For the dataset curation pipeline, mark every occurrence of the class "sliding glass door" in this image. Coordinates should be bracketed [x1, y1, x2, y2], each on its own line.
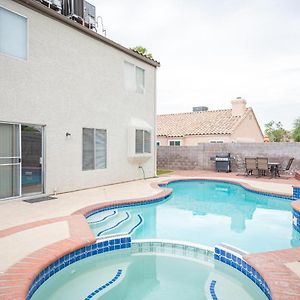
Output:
[0, 123, 21, 199]
[21, 125, 43, 195]
[0, 122, 44, 199]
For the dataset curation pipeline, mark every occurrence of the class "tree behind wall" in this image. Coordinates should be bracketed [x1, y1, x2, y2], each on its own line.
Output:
[264, 121, 290, 142]
[292, 118, 300, 142]
[131, 46, 153, 59]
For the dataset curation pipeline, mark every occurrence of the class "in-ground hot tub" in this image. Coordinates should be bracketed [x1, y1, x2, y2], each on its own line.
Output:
[29, 239, 268, 300]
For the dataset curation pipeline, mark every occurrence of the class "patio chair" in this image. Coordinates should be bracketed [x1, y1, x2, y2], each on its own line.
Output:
[245, 157, 257, 176]
[277, 158, 294, 177]
[257, 157, 269, 177]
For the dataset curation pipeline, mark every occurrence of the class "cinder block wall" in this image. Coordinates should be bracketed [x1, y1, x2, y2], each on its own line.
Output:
[157, 143, 300, 172]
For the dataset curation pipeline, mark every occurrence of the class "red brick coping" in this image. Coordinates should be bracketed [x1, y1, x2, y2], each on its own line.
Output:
[0, 215, 95, 300]
[0, 178, 298, 300]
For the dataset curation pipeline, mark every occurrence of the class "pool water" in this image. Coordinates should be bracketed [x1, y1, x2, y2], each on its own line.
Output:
[30, 248, 266, 300]
[89, 180, 300, 253]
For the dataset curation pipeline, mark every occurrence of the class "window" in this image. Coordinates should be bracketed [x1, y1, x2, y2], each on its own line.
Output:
[169, 140, 181, 146]
[82, 128, 107, 170]
[0, 7, 27, 60]
[135, 129, 151, 154]
[156, 141, 160, 146]
[124, 61, 145, 94]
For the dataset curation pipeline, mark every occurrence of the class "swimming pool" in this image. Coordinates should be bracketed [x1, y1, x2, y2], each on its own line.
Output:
[30, 240, 267, 300]
[88, 180, 300, 253]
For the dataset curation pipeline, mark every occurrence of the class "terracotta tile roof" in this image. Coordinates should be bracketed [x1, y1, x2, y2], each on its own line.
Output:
[157, 108, 251, 137]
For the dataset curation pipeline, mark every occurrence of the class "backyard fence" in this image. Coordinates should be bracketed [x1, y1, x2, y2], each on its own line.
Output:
[157, 143, 300, 173]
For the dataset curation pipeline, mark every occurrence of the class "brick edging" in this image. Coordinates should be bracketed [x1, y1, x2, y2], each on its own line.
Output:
[0, 215, 95, 300]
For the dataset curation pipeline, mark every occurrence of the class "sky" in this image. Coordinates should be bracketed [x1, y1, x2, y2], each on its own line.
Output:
[93, 0, 300, 131]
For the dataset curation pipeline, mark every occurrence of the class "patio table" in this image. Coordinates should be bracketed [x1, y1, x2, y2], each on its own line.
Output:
[268, 162, 280, 178]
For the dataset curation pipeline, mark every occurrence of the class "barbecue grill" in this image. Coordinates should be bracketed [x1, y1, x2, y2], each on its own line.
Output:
[215, 153, 232, 172]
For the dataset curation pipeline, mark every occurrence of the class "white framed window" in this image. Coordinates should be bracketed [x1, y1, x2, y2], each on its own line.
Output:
[135, 129, 151, 154]
[169, 140, 181, 146]
[0, 7, 27, 60]
[82, 128, 107, 170]
[124, 61, 145, 94]
[209, 140, 224, 144]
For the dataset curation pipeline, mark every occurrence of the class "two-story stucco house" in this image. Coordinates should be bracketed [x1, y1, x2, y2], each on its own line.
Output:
[157, 98, 264, 146]
[0, 0, 159, 200]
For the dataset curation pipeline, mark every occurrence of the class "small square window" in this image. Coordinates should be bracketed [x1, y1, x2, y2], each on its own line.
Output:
[0, 7, 27, 60]
[169, 140, 181, 146]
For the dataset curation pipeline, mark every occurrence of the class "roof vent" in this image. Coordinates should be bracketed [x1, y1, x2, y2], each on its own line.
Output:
[193, 106, 208, 112]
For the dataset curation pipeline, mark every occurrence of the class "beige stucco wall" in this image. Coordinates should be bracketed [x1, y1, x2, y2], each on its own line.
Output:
[0, 0, 157, 195]
[232, 111, 264, 143]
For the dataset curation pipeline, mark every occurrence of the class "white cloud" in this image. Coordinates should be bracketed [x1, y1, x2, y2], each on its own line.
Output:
[93, 0, 300, 130]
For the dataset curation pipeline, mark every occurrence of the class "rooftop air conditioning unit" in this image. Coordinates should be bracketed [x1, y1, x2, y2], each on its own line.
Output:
[63, 0, 84, 22]
[84, 1, 96, 29]
[37, 0, 62, 12]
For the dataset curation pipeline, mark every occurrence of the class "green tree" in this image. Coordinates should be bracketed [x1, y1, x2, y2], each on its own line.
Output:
[292, 117, 300, 142]
[131, 46, 153, 59]
[264, 121, 290, 142]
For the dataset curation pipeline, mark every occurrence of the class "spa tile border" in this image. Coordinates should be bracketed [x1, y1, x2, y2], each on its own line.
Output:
[27, 236, 131, 300]
[214, 245, 271, 299]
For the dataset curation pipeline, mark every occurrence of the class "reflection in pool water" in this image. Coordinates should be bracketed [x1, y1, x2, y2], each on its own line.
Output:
[89, 180, 300, 253]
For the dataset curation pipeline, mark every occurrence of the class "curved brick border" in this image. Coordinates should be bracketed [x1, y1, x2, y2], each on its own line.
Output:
[0, 177, 298, 300]
[0, 215, 95, 300]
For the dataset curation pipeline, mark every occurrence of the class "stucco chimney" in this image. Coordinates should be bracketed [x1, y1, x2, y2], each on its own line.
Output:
[231, 97, 247, 117]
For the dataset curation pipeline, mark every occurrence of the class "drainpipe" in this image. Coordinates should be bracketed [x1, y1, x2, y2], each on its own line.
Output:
[139, 165, 146, 180]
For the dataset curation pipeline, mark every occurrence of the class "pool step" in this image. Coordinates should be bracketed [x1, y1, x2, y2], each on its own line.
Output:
[95, 212, 144, 237]
[97, 212, 130, 237]
[88, 210, 117, 224]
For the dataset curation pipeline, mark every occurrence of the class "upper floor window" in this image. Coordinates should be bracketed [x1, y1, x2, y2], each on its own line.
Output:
[124, 61, 145, 94]
[169, 140, 181, 146]
[82, 128, 107, 170]
[0, 7, 27, 60]
[135, 129, 151, 154]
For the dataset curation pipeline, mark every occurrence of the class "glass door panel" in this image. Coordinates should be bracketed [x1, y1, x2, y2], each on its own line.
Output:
[0, 123, 21, 199]
[21, 125, 43, 195]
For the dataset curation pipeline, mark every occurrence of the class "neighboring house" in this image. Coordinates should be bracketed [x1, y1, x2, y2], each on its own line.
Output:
[157, 98, 264, 146]
[0, 0, 159, 200]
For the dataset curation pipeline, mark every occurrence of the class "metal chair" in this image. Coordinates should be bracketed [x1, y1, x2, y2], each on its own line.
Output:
[245, 157, 257, 176]
[257, 157, 269, 177]
[277, 158, 294, 177]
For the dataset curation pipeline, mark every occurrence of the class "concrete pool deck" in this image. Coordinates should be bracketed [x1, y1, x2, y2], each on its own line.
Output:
[0, 171, 300, 299]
